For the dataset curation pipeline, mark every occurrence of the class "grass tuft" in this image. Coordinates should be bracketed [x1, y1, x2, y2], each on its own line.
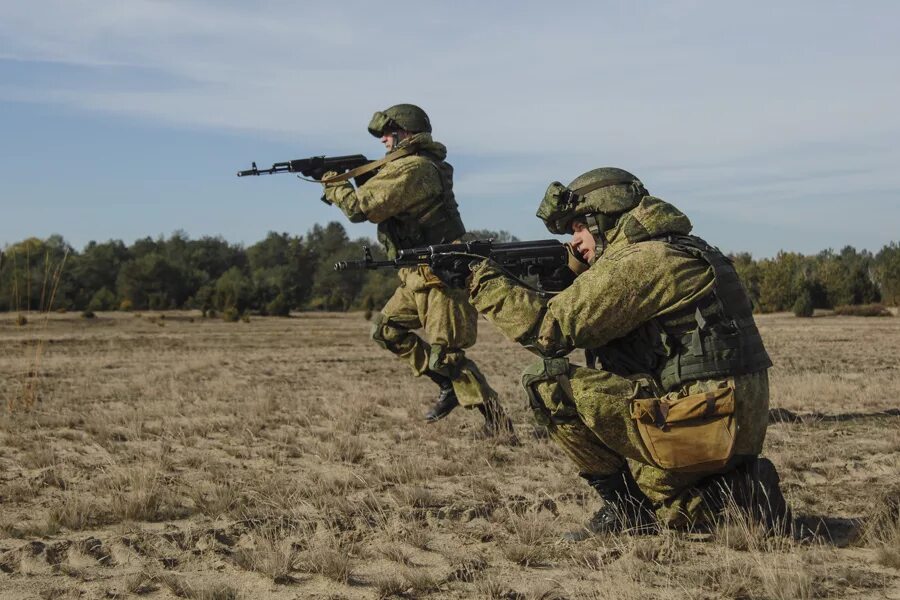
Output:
[833, 303, 893, 317]
[295, 528, 355, 583]
[232, 528, 298, 582]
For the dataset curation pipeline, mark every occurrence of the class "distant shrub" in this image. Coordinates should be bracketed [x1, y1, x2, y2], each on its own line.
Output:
[241, 313, 251, 323]
[207, 309, 217, 319]
[222, 307, 240, 322]
[792, 289, 814, 318]
[265, 294, 290, 317]
[81, 310, 96, 319]
[88, 287, 117, 311]
[119, 299, 133, 311]
[15, 314, 27, 326]
[833, 303, 893, 317]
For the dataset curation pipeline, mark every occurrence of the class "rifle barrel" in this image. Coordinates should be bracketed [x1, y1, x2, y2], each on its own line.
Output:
[333, 259, 396, 271]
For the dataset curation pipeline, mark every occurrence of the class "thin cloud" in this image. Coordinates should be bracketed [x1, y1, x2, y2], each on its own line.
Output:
[1, 0, 898, 255]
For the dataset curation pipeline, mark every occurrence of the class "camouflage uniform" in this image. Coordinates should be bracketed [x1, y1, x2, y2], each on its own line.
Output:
[467, 173, 776, 529]
[322, 123, 499, 412]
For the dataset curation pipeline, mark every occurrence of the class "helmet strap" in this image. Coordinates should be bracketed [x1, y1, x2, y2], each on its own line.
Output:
[584, 213, 609, 259]
[584, 213, 603, 238]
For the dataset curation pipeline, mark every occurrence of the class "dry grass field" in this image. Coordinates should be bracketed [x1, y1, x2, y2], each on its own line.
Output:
[1, 310, 898, 599]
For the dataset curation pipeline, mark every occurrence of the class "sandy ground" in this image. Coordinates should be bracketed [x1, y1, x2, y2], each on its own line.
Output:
[0, 310, 898, 599]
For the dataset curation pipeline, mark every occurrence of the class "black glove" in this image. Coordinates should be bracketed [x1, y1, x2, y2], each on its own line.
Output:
[430, 254, 476, 289]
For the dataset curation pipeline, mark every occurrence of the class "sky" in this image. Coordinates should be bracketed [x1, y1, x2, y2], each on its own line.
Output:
[1, 0, 898, 258]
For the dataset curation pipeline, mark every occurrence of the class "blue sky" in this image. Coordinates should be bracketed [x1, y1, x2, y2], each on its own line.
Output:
[1, 0, 898, 257]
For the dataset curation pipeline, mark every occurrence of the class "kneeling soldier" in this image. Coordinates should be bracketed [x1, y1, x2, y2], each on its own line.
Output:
[433, 167, 788, 536]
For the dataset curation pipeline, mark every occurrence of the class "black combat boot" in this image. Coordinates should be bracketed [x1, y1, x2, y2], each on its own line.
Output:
[700, 456, 791, 534]
[477, 398, 517, 441]
[424, 374, 459, 422]
[564, 470, 658, 541]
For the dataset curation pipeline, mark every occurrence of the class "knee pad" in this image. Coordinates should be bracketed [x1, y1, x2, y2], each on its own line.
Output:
[371, 313, 406, 352]
[370, 313, 391, 350]
[521, 357, 577, 425]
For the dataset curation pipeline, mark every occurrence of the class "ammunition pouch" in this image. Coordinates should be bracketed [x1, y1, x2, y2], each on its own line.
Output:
[630, 383, 737, 472]
[378, 203, 466, 260]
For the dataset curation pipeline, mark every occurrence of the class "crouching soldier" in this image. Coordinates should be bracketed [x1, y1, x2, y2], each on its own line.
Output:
[432, 167, 788, 536]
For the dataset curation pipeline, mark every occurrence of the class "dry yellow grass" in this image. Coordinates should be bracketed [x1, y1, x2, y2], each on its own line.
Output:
[0, 310, 898, 598]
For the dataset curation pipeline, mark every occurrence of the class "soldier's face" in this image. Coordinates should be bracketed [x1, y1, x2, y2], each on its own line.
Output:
[380, 130, 411, 151]
[570, 220, 597, 263]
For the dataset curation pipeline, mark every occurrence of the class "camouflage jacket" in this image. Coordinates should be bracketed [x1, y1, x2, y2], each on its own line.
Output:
[322, 132, 465, 258]
[469, 196, 716, 358]
[471, 195, 771, 392]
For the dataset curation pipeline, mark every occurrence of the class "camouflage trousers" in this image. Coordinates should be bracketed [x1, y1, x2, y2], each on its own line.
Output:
[372, 266, 498, 408]
[523, 360, 770, 528]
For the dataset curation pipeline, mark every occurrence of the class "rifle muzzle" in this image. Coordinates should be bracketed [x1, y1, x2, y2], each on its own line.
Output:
[237, 162, 260, 177]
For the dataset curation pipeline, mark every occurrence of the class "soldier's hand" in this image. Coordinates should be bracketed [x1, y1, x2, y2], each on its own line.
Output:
[565, 242, 590, 275]
[319, 171, 340, 205]
[430, 254, 476, 289]
[318, 170, 341, 184]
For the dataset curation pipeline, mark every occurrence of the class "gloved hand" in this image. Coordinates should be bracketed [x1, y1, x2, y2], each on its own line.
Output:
[565, 242, 590, 275]
[319, 171, 341, 205]
[430, 254, 477, 289]
[319, 170, 340, 184]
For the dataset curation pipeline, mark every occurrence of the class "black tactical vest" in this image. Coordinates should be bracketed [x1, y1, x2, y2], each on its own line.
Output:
[586, 235, 772, 392]
[376, 151, 466, 259]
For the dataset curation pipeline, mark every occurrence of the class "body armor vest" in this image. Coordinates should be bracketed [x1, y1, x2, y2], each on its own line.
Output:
[377, 151, 466, 259]
[587, 235, 771, 392]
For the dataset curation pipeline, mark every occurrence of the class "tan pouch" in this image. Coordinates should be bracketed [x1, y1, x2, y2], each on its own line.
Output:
[630, 385, 737, 472]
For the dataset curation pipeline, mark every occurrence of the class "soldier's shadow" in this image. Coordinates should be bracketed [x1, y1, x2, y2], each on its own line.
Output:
[793, 514, 864, 547]
[769, 407, 900, 424]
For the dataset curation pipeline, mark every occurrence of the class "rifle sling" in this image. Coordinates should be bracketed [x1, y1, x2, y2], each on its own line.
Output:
[320, 147, 415, 184]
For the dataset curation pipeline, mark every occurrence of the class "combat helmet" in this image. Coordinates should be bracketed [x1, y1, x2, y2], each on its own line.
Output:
[368, 104, 432, 137]
[536, 167, 648, 235]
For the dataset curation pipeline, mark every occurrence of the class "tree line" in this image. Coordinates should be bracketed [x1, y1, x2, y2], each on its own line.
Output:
[1, 225, 898, 316]
[731, 244, 900, 313]
[0, 224, 516, 316]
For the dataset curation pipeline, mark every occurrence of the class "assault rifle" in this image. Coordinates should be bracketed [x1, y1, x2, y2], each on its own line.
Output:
[334, 239, 575, 293]
[236, 154, 369, 179]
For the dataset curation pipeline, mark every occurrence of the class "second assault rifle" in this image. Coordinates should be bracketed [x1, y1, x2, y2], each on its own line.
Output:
[334, 239, 575, 294]
[236, 154, 369, 179]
